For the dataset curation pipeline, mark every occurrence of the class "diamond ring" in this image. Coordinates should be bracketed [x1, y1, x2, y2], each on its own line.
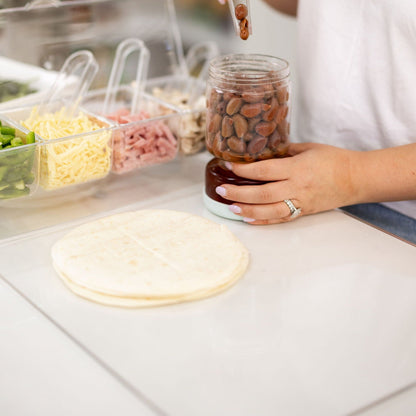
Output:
[284, 199, 302, 219]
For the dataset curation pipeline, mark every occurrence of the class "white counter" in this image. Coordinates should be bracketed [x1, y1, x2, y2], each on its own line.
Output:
[1, 153, 415, 416]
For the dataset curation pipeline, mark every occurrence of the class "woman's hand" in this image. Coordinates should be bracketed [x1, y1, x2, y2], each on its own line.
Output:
[215, 142, 361, 224]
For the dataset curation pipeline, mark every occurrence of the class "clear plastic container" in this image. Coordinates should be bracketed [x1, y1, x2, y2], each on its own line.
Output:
[83, 86, 180, 174]
[2, 101, 113, 191]
[146, 41, 219, 156]
[206, 53, 291, 163]
[146, 75, 206, 156]
[0, 116, 39, 201]
[0, 0, 197, 240]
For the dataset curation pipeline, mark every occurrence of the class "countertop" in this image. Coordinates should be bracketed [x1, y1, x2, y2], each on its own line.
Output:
[1, 152, 416, 416]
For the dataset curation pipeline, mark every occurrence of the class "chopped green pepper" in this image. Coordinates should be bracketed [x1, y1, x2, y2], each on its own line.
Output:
[0, 134, 13, 146]
[26, 131, 35, 144]
[1, 126, 15, 136]
[11, 137, 23, 147]
[0, 126, 36, 200]
[0, 187, 30, 199]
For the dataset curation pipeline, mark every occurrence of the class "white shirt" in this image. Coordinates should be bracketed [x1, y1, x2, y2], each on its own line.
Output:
[296, 0, 416, 218]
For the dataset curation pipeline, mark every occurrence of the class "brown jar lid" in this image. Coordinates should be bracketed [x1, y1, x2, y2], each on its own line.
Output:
[205, 158, 268, 204]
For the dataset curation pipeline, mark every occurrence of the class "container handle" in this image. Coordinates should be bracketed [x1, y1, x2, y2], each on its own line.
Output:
[40, 49, 98, 117]
[102, 38, 150, 116]
[185, 41, 219, 107]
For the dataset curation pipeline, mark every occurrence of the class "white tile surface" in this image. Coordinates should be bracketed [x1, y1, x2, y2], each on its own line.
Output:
[352, 383, 416, 416]
[1, 188, 416, 415]
[0, 279, 161, 416]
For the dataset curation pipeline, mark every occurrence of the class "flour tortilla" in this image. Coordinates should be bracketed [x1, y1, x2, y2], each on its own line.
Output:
[55, 261, 244, 308]
[52, 209, 249, 303]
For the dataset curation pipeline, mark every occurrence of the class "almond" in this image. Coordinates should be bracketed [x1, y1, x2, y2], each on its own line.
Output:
[275, 105, 289, 124]
[262, 97, 278, 122]
[216, 101, 226, 115]
[208, 88, 222, 108]
[242, 89, 263, 103]
[268, 130, 281, 150]
[277, 119, 289, 136]
[247, 135, 268, 154]
[223, 92, 235, 101]
[240, 102, 262, 118]
[247, 116, 261, 132]
[213, 131, 226, 153]
[221, 116, 234, 138]
[232, 114, 248, 138]
[262, 102, 271, 112]
[277, 86, 289, 105]
[235, 4, 248, 20]
[226, 97, 243, 115]
[227, 136, 246, 154]
[208, 113, 222, 133]
[255, 121, 277, 137]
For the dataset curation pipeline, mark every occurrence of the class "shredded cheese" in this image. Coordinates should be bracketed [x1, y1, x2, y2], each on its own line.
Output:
[22, 107, 112, 190]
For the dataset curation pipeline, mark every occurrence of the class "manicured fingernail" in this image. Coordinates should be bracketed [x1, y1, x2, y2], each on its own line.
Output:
[229, 205, 241, 214]
[224, 161, 232, 170]
[215, 186, 226, 197]
[243, 217, 255, 223]
[218, 0, 225, 4]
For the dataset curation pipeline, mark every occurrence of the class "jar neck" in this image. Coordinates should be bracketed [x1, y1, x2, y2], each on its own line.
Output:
[208, 53, 290, 88]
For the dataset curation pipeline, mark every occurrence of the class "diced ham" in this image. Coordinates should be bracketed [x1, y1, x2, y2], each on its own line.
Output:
[107, 108, 178, 173]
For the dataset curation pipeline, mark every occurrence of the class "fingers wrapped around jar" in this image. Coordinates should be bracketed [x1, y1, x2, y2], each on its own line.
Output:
[213, 158, 302, 225]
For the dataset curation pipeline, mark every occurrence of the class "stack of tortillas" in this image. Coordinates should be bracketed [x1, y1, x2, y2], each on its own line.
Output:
[52, 209, 249, 307]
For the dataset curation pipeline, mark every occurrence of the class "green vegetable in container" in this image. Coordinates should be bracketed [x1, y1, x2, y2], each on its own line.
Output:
[0, 129, 37, 200]
[0, 134, 13, 146]
[0, 80, 36, 103]
[26, 131, 35, 144]
[1, 126, 15, 136]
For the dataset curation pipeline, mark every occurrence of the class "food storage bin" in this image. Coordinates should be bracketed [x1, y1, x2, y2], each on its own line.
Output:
[0, 0, 195, 241]
[0, 116, 39, 201]
[206, 53, 291, 163]
[146, 75, 206, 156]
[83, 86, 181, 174]
[1, 101, 113, 191]
[146, 41, 219, 156]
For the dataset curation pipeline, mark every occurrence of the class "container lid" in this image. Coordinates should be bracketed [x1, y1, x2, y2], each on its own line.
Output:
[205, 157, 268, 204]
[0, 0, 187, 87]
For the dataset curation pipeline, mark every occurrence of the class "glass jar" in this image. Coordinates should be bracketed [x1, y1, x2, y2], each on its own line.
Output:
[206, 54, 291, 163]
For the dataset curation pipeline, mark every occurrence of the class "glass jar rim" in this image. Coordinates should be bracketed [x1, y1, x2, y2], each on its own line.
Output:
[208, 53, 290, 86]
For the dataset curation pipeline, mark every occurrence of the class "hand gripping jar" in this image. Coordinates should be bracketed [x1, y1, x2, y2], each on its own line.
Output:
[205, 54, 291, 162]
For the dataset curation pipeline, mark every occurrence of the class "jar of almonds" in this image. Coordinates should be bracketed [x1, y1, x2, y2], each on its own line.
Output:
[206, 54, 291, 163]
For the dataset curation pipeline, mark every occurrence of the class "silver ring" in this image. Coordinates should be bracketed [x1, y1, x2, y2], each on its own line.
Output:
[284, 199, 302, 218]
